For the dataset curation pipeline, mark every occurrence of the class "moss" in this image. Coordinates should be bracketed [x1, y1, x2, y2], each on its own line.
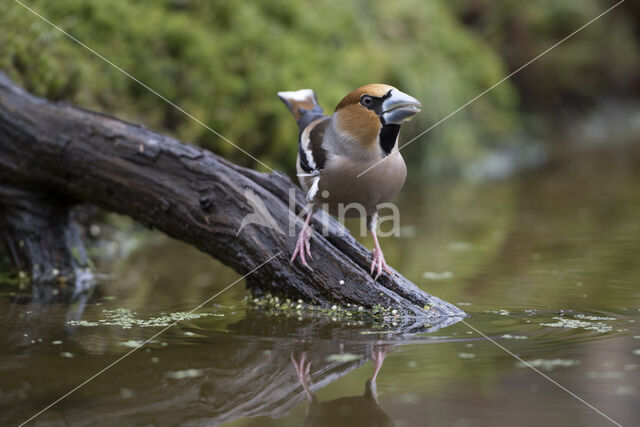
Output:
[5, 1, 635, 176]
[1, 0, 518, 174]
[0, 268, 31, 293]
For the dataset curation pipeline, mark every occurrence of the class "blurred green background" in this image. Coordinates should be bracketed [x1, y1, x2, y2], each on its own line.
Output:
[2, 3, 640, 425]
[2, 0, 638, 176]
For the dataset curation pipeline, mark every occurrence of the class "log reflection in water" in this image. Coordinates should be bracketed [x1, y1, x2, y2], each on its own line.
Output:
[1, 306, 459, 426]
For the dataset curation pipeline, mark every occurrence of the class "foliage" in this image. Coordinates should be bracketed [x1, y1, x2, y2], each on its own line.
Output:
[2, 1, 637, 175]
[1, 0, 517, 174]
[452, 0, 640, 108]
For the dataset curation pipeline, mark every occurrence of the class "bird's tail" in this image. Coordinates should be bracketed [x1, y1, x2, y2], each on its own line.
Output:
[277, 89, 320, 122]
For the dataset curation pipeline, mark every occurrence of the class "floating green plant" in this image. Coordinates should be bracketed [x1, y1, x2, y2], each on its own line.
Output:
[247, 293, 405, 326]
[67, 307, 224, 329]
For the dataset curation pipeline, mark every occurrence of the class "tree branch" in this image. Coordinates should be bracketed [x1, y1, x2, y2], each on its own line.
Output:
[0, 72, 464, 318]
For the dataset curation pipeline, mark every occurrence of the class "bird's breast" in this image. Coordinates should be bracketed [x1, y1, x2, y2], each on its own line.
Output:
[316, 152, 406, 217]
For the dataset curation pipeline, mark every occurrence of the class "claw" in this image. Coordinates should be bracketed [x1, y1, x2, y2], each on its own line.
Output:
[370, 247, 392, 280]
[291, 352, 314, 400]
[369, 223, 395, 281]
[370, 345, 389, 381]
[305, 234, 312, 260]
[291, 213, 314, 270]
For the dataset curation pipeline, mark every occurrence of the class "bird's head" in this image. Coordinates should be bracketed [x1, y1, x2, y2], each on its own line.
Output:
[334, 84, 421, 153]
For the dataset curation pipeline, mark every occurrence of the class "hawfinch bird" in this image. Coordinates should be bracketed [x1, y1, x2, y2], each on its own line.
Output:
[278, 84, 421, 279]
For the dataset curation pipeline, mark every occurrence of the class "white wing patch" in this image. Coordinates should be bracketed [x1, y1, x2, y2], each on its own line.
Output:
[306, 175, 321, 203]
[277, 89, 315, 103]
[299, 123, 317, 171]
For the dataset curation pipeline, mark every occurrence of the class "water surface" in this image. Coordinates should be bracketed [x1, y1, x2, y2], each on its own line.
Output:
[1, 145, 639, 426]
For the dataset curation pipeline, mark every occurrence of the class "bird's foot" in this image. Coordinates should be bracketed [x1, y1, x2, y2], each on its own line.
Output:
[371, 345, 389, 381]
[291, 352, 313, 398]
[290, 223, 313, 270]
[370, 247, 393, 280]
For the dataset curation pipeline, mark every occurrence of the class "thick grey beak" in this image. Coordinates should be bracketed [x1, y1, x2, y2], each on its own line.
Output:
[381, 89, 421, 125]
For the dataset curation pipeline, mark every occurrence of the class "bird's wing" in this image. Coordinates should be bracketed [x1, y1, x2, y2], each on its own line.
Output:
[298, 116, 330, 174]
[297, 116, 330, 203]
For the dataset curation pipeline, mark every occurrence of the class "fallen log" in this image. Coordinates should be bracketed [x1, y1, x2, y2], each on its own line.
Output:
[0, 185, 94, 300]
[0, 72, 464, 318]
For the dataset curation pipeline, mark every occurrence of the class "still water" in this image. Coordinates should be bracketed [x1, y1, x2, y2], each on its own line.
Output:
[1, 145, 639, 426]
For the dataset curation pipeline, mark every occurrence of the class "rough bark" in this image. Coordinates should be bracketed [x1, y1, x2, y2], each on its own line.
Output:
[0, 72, 464, 318]
[0, 185, 94, 300]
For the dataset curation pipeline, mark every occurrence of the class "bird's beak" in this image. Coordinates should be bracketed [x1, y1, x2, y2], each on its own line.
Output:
[381, 89, 421, 125]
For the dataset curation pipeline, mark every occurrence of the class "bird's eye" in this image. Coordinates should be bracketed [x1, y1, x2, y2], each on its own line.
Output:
[361, 95, 373, 107]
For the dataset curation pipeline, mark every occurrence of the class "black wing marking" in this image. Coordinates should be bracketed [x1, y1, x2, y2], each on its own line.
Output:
[298, 116, 330, 174]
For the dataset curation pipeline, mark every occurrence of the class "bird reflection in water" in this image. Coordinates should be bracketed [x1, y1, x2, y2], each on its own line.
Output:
[291, 346, 395, 427]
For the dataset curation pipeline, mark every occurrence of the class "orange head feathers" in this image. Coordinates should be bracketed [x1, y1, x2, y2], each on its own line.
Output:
[334, 84, 421, 150]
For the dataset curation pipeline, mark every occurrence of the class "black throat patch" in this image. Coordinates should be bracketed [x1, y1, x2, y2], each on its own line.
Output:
[379, 124, 400, 156]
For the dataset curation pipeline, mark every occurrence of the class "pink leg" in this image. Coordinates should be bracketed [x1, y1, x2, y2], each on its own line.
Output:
[370, 346, 388, 382]
[291, 352, 314, 401]
[370, 231, 393, 280]
[290, 210, 314, 270]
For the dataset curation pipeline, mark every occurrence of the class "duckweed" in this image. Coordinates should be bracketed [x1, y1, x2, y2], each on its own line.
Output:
[326, 353, 362, 363]
[573, 314, 616, 321]
[67, 308, 224, 329]
[247, 293, 404, 325]
[166, 369, 204, 379]
[541, 316, 614, 333]
[518, 359, 581, 371]
[501, 334, 528, 340]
